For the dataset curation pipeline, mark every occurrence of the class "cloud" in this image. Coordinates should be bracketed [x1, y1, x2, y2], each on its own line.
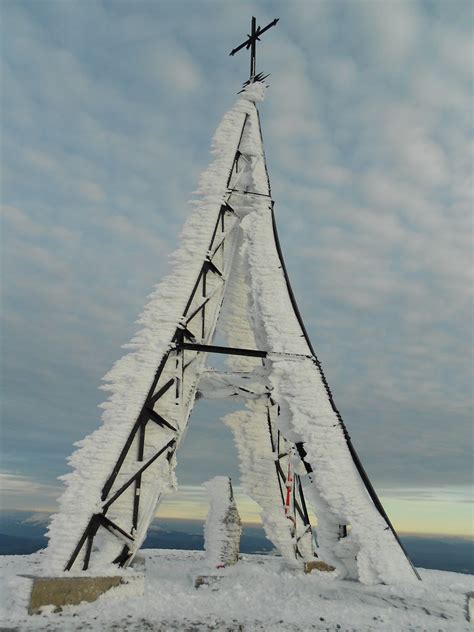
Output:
[23, 511, 53, 525]
[157, 484, 263, 522]
[380, 485, 473, 504]
[357, 1, 421, 66]
[25, 148, 58, 170]
[78, 180, 106, 203]
[146, 42, 203, 94]
[0, 471, 60, 511]
[105, 214, 169, 252]
[2, 204, 75, 242]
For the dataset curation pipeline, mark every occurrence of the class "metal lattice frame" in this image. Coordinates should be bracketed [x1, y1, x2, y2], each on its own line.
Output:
[266, 398, 315, 559]
[65, 197, 239, 570]
[63, 82, 419, 580]
[64, 112, 318, 571]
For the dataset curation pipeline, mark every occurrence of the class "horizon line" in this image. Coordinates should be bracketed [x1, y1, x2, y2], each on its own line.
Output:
[3, 507, 472, 540]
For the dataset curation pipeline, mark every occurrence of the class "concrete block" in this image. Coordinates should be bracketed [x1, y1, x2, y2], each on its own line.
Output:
[27, 574, 142, 614]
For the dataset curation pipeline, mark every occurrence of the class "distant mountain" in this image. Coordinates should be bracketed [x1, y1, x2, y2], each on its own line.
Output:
[401, 534, 474, 575]
[0, 533, 47, 555]
[0, 510, 48, 554]
[142, 522, 274, 554]
[0, 510, 472, 575]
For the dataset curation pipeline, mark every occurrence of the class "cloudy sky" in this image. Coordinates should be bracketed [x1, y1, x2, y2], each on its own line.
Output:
[1, 0, 472, 537]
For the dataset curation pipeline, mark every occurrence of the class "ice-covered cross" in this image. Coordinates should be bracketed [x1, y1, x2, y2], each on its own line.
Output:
[229, 16, 279, 81]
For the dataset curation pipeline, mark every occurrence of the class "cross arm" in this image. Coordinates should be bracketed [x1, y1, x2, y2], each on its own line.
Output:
[229, 18, 279, 56]
[255, 17, 279, 39]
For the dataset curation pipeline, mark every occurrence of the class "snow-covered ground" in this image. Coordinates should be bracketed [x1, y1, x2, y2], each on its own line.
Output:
[1, 549, 472, 631]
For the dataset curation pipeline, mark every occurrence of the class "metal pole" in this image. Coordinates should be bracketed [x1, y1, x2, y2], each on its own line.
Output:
[250, 16, 256, 79]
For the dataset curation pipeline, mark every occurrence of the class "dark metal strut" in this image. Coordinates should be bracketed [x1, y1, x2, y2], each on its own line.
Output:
[230, 16, 279, 80]
[181, 342, 267, 358]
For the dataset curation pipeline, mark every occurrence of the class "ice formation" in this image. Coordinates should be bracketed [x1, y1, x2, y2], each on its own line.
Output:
[45, 79, 419, 585]
[203, 477, 241, 568]
[44, 84, 257, 574]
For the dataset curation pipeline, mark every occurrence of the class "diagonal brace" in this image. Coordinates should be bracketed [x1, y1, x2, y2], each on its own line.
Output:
[103, 439, 176, 511]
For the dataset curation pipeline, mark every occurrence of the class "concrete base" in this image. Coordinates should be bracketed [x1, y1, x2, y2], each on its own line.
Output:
[304, 560, 336, 574]
[27, 574, 143, 614]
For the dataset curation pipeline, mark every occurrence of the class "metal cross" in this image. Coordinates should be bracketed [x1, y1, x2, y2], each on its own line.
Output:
[230, 16, 279, 81]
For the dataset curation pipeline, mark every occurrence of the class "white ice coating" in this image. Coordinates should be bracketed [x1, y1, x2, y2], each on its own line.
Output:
[236, 206, 418, 583]
[219, 85, 417, 584]
[219, 231, 314, 565]
[45, 77, 417, 585]
[224, 403, 301, 565]
[203, 476, 241, 568]
[44, 84, 264, 574]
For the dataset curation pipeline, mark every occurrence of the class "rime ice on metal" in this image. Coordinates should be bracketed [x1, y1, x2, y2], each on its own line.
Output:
[203, 477, 241, 568]
[45, 21, 420, 585]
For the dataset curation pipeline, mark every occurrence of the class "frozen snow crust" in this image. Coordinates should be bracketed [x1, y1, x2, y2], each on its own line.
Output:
[46, 78, 418, 585]
[1, 551, 473, 631]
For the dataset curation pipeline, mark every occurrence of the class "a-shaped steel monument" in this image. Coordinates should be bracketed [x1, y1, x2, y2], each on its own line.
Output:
[45, 18, 420, 585]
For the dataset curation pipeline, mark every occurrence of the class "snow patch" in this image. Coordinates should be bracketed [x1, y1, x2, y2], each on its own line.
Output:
[0, 551, 472, 631]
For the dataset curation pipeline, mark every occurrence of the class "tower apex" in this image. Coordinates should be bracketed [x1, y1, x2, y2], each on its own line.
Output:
[229, 16, 279, 81]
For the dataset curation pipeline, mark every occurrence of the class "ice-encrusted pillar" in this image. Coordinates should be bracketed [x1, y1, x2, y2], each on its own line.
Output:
[203, 477, 242, 568]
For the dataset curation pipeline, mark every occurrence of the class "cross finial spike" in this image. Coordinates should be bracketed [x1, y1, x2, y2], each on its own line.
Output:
[229, 16, 279, 82]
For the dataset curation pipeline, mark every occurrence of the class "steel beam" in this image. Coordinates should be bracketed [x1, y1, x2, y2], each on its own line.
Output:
[181, 342, 267, 358]
[103, 439, 176, 511]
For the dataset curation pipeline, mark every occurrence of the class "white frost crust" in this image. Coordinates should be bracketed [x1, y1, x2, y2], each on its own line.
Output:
[44, 84, 261, 574]
[203, 476, 241, 568]
[240, 81, 267, 103]
[219, 231, 261, 373]
[44, 76, 414, 586]
[240, 208, 418, 585]
[210, 94, 302, 566]
[224, 402, 299, 566]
